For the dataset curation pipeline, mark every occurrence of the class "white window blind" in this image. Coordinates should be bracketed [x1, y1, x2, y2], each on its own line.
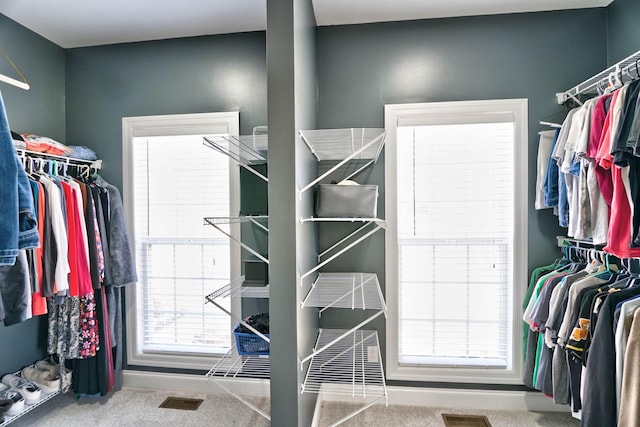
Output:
[396, 122, 515, 368]
[132, 134, 232, 356]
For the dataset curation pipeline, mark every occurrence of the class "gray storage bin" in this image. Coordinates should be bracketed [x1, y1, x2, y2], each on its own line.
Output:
[315, 184, 378, 218]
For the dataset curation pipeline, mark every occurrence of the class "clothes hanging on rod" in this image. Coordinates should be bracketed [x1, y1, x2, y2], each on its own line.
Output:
[0, 92, 136, 396]
[537, 78, 640, 256]
[523, 242, 640, 426]
[556, 49, 640, 104]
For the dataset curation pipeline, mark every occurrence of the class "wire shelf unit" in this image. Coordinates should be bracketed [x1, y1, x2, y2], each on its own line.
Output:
[1, 387, 62, 426]
[556, 48, 640, 104]
[204, 216, 269, 264]
[206, 345, 271, 421]
[300, 220, 386, 280]
[207, 345, 270, 380]
[205, 276, 270, 302]
[301, 328, 387, 426]
[302, 273, 387, 314]
[298, 128, 386, 194]
[203, 135, 268, 182]
[205, 276, 270, 343]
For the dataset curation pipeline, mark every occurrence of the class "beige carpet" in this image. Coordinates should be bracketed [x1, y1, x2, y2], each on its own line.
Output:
[318, 402, 580, 427]
[8, 388, 270, 427]
[6, 387, 579, 427]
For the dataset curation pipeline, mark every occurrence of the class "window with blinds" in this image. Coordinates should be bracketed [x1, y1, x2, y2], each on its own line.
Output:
[385, 100, 527, 383]
[397, 123, 513, 367]
[132, 134, 232, 356]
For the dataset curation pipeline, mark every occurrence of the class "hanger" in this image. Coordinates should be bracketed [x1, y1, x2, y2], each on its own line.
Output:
[539, 121, 562, 129]
[0, 48, 30, 91]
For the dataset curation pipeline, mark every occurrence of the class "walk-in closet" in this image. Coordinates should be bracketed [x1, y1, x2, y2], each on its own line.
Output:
[0, 0, 639, 426]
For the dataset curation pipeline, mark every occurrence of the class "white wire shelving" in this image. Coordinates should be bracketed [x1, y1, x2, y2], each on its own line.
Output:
[205, 345, 271, 421]
[301, 328, 387, 427]
[1, 387, 62, 426]
[300, 273, 387, 372]
[298, 128, 386, 195]
[299, 219, 386, 280]
[203, 134, 268, 182]
[205, 276, 270, 343]
[302, 273, 386, 314]
[204, 216, 269, 265]
[556, 48, 640, 105]
[204, 278, 271, 421]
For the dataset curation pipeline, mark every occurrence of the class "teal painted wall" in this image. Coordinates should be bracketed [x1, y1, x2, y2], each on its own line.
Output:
[606, 0, 640, 64]
[65, 33, 267, 191]
[315, 8, 608, 388]
[0, 14, 65, 374]
[1, 0, 636, 402]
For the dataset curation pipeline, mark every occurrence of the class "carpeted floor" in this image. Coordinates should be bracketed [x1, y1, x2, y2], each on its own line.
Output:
[4, 387, 579, 427]
[318, 402, 580, 427]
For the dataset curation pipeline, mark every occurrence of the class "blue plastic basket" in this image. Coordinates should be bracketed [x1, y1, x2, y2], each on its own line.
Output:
[233, 324, 270, 355]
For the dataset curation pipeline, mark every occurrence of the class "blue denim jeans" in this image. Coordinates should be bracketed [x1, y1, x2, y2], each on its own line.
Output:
[0, 91, 38, 266]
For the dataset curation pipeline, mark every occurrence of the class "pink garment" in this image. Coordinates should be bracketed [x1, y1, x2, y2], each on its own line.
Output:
[588, 94, 613, 159]
[604, 165, 640, 258]
[595, 89, 621, 208]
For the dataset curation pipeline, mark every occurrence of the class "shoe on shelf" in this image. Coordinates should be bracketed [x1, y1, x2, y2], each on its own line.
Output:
[1, 374, 41, 405]
[0, 397, 12, 418]
[0, 387, 25, 417]
[34, 358, 72, 384]
[20, 366, 60, 394]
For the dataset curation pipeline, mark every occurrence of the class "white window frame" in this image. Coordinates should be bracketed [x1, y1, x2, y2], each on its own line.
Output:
[384, 100, 528, 384]
[123, 112, 240, 370]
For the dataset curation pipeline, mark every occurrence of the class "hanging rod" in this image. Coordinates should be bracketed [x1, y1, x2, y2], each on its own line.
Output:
[556, 49, 640, 104]
[16, 148, 102, 168]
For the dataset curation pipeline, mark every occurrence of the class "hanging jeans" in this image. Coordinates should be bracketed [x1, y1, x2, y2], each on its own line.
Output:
[0, 90, 39, 266]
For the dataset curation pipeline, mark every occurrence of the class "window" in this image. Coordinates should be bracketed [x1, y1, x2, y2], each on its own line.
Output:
[123, 112, 240, 370]
[385, 100, 527, 384]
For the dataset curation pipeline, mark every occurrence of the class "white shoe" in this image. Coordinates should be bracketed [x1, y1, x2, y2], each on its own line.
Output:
[35, 358, 72, 384]
[0, 387, 25, 416]
[20, 366, 60, 394]
[1, 374, 41, 405]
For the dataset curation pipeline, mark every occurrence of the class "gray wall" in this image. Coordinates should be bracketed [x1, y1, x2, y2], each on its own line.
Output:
[0, 15, 65, 374]
[267, 0, 319, 423]
[65, 33, 267, 191]
[606, 0, 640, 65]
[315, 8, 608, 386]
[0, 0, 633, 404]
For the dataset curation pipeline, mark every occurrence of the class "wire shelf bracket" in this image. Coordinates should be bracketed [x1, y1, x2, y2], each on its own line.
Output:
[204, 216, 269, 265]
[205, 277, 270, 343]
[206, 345, 271, 421]
[556, 49, 640, 104]
[298, 128, 386, 195]
[301, 329, 387, 426]
[300, 220, 386, 280]
[203, 135, 268, 183]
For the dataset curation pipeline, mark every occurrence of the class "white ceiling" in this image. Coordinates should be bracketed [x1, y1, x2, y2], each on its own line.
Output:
[0, 0, 613, 49]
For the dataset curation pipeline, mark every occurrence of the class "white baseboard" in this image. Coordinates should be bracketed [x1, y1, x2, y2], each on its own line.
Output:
[123, 371, 568, 415]
[122, 370, 270, 398]
[319, 385, 570, 413]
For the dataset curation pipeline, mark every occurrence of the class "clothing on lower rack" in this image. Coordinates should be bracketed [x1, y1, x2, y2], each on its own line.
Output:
[523, 244, 640, 426]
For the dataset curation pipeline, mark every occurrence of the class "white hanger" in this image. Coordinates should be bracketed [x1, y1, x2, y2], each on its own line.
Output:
[539, 121, 562, 129]
[0, 48, 30, 90]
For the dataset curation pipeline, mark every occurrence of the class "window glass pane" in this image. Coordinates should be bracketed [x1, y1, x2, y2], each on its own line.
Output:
[397, 121, 514, 369]
[133, 134, 231, 356]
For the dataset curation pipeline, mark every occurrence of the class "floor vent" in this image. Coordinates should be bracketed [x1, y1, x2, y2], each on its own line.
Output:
[442, 413, 492, 427]
[159, 397, 204, 411]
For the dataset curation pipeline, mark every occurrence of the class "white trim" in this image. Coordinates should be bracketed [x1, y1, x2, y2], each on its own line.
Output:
[384, 99, 528, 384]
[122, 370, 270, 397]
[318, 385, 569, 413]
[122, 371, 568, 415]
[122, 112, 240, 370]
